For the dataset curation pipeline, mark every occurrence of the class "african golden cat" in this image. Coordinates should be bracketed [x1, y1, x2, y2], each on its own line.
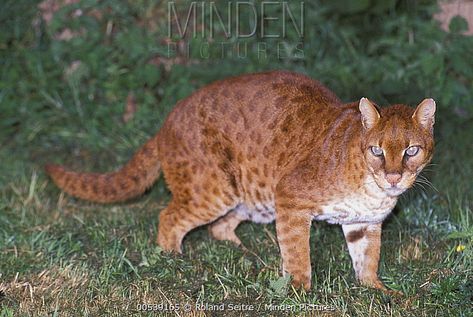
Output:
[46, 71, 435, 292]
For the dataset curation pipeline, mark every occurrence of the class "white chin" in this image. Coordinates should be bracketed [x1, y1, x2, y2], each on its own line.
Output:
[385, 187, 405, 196]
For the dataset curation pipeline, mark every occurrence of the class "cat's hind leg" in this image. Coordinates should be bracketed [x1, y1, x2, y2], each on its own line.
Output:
[156, 132, 241, 253]
[156, 163, 240, 253]
[157, 188, 241, 253]
[157, 197, 237, 253]
[208, 207, 248, 245]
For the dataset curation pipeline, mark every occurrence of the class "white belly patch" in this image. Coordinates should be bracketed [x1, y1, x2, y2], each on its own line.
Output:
[234, 202, 276, 224]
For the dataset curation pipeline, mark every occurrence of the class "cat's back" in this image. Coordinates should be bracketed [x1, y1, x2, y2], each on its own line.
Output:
[169, 71, 340, 119]
[159, 71, 344, 148]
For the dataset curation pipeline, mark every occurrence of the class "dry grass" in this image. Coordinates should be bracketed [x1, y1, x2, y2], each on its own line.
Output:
[1, 265, 90, 315]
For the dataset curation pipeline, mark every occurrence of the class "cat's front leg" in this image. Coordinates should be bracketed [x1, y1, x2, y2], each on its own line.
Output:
[342, 222, 387, 291]
[275, 210, 313, 290]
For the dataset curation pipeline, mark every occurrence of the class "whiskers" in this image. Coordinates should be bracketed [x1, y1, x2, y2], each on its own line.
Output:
[356, 169, 438, 198]
[409, 162, 438, 196]
[420, 162, 438, 173]
[413, 173, 438, 194]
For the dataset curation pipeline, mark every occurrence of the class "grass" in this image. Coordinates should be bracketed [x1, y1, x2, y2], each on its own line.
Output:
[1, 0, 472, 316]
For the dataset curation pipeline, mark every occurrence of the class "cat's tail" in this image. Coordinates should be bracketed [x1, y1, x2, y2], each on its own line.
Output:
[45, 135, 161, 203]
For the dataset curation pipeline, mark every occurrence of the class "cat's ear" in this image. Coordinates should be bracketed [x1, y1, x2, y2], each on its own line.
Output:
[413, 98, 436, 129]
[359, 97, 380, 130]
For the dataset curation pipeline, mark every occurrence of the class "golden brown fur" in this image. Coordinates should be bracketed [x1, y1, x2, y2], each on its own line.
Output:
[46, 71, 435, 292]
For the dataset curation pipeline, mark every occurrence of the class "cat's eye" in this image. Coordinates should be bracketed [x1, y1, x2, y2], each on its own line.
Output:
[370, 146, 383, 156]
[405, 146, 420, 156]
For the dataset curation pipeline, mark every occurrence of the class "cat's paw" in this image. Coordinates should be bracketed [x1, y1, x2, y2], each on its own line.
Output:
[291, 277, 311, 291]
[360, 278, 404, 296]
[383, 288, 404, 296]
[156, 236, 182, 254]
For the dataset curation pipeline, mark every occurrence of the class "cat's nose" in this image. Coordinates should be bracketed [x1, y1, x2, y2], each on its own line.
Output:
[385, 173, 402, 186]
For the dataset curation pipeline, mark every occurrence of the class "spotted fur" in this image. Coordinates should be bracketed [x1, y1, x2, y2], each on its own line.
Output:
[45, 71, 435, 292]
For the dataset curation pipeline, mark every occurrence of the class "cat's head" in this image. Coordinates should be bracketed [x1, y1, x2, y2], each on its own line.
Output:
[359, 98, 435, 197]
